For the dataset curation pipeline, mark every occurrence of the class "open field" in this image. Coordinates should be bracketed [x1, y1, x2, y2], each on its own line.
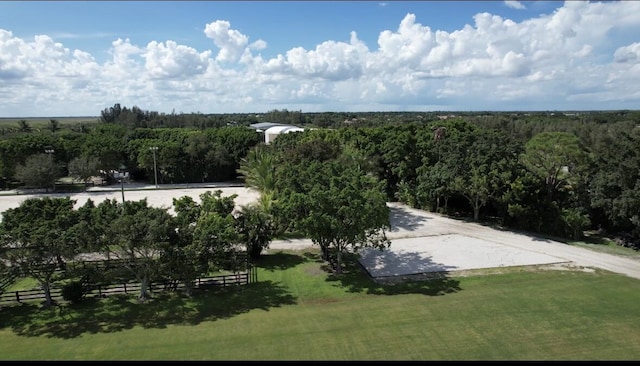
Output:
[0, 117, 100, 128]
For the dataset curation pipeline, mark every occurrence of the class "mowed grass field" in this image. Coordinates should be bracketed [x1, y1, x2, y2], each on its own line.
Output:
[1, 249, 640, 360]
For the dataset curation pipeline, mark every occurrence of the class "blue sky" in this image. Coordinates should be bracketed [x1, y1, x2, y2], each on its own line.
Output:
[0, 1, 639, 117]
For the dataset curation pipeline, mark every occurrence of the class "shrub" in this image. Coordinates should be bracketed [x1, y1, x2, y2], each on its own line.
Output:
[561, 208, 590, 240]
[61, 280, 86, 303]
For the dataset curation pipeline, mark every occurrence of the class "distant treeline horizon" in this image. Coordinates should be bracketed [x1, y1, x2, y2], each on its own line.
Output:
[1, 108, 639, 121]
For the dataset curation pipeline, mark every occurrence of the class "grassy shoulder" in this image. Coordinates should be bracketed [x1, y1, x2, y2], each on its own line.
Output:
[1, 249, 639, 360]
[567, 232, 640, 259]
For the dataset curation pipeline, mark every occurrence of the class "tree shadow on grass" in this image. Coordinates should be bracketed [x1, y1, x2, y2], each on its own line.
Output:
[253, 251, 306, 271]
[322, 251, 462, 297]
[0, 280, 296, 339]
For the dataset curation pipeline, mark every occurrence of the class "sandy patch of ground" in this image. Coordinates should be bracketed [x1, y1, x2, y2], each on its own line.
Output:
[358, 234, 569, 278]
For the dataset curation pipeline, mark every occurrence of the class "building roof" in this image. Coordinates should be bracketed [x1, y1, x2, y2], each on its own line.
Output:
[249, 122, 290, 130]
[264, 125, 304, 134]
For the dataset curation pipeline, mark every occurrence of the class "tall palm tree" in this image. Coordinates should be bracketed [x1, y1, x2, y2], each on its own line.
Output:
[237, 146, 277, 195]
[237, 146, 282, 235]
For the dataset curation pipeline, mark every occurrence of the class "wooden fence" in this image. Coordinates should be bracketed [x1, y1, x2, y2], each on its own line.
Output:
[0, 270, 18, 298]
[0, 269, 255, 306]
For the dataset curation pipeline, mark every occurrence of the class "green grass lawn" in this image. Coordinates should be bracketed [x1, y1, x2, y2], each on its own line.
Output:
[1, 249, 639, 360]
[4, 276, 39, 292]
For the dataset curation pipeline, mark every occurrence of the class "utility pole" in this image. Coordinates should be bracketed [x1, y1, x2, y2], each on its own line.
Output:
[44, 148, 55, 193]
[150, 146, 159, 188]
[120, 177, 125, 203]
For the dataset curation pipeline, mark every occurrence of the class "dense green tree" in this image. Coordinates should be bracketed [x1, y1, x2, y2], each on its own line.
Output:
[191, 190, 243, 279]
[235, 203, 277, 259]
[192, 208, 239, 271]
[68, 156, 100, 189]
[167, 190, 241, 295]
[68, 198, 120, 258]
[275, 156, 390, 274]
[106, 199, 174, 302]
[14, 153, 64, 192]
[59, 131, 88, 164]
[416, 162, 456, 212]
[80, 124, 129, 174]
[590, 131, 640, 241]
[415, 122, 520, 220]
[303, 161, 390, 274]
[452, 129, 520, 221]
[166, 195, 202, 295]
[0, 134, 60, 179]
[0, 197, 79, 307]
[203, 144, 235, 181]
[378, 124, 421, 198]
[184, 133, 213, 182]
[520, 132, 590, 202]
[503, 168, 564, 234]
[100, 103, 123, 124]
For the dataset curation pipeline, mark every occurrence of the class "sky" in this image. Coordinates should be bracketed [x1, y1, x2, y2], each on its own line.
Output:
[0, 1, 639, 117]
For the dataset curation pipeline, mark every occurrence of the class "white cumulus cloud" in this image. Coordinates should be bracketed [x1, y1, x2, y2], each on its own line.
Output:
[504, 1, 526, 10]
[204, 20, 249, 63]
[614, 43, 640, 63]
[144, 40, 211, 79]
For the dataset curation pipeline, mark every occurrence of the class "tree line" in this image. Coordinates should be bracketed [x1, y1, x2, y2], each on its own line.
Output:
[1, 103, 639, 262]
[0, 122, 262, 189]
[243, 117, 640, 250]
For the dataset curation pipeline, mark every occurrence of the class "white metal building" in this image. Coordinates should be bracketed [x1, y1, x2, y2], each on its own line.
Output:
[263, 125, 305, 144]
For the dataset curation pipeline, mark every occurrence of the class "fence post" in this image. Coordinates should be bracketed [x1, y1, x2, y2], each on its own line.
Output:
[15, 291, 20, 303]
[223, 276, 226, 287]
[124, 283, 127, 293]
[98, 285, 102, 298]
